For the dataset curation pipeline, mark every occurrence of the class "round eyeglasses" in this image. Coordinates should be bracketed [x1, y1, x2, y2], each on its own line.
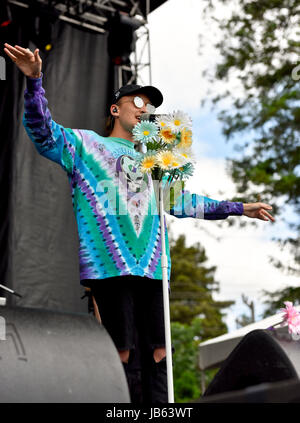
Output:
[133, 96, 156, 114]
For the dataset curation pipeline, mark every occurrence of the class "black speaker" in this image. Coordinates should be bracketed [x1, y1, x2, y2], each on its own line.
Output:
[203, 329, 298, 398]
[198, 378, 300, 403]
[0, 306, 130, 403]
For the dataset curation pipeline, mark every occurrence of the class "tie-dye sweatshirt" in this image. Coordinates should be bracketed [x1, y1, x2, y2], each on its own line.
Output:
[22, 75, 244, 284]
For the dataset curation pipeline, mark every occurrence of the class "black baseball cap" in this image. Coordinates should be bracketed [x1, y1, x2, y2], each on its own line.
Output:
[112, 84, 163, 108]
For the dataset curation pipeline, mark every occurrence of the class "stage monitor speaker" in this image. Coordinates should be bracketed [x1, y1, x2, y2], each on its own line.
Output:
[198, 378, 300, 403]
[203, 329, 299, 398]
[0, 306, 130, 403]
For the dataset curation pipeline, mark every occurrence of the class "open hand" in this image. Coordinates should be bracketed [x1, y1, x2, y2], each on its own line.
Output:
[243, 202, 275, 222]
[3, 43, 42, 78]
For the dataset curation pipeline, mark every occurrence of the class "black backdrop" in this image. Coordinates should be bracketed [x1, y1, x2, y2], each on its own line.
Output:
[0, 5, 114, 312]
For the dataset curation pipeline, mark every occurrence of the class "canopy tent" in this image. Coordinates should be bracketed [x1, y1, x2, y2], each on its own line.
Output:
[198, 306, 300, 375]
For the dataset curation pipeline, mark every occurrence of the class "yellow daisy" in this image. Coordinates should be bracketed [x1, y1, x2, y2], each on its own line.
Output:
[155, 150, 182, 170]
[177, 128, 193, 148]
[140, 155, 157, 173]
[159, 127, 177, 144]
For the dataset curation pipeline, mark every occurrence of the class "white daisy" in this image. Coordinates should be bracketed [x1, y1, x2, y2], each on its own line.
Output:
[155, 115, 169, 130]
[166, 111, 192, 134]
[173, 147, 196, 164]
[132, 120, 158, 143]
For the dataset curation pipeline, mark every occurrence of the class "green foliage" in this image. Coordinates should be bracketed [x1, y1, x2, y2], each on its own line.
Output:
[171, 321, 201, 402]
[262, 286, 300, 317]
[235, 313, 254, 328]
[202, 0, 300, 275]
[169, 233, 233, 402]
[171, 319, 219, 403]
[170, 234, 233, 334]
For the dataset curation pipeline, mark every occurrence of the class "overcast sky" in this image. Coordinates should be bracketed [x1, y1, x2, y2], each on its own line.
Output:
[143, 0, 299, 332]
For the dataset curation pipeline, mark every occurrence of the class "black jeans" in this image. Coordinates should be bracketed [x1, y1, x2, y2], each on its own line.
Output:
[122, 332, 168, 403]
[84, 275, 168, 403]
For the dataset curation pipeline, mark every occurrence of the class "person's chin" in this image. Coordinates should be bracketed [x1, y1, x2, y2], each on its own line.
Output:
[127, 122, 136, 131]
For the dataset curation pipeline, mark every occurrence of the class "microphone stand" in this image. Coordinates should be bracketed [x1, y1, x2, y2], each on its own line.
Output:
[158, 179, 174, 403]
[137, 115, 175, 402]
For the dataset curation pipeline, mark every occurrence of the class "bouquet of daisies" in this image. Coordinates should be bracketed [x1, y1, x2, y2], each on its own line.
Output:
[132, 111, 196, 212]
[132, 110, 196, 184]
[132, 111, 196, 400]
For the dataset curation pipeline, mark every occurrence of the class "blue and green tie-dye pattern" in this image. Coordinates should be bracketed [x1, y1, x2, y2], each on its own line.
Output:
[22, 75, 244, 285]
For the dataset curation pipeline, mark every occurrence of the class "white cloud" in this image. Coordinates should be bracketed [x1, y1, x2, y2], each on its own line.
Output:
[146, 0, 245, 112]
[166, 157, 299, 331]
[146, 0, 299, 332]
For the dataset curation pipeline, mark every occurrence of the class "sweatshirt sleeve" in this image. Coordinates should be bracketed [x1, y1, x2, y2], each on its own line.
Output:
[164, 180, 244, 220]
[22, 74, 80, 175]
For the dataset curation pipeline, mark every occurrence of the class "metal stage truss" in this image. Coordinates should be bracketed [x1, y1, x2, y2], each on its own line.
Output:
[7, 0, 167, 86]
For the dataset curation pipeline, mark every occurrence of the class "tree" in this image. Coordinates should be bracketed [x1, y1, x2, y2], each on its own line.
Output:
[170, 233, 233, 338]
[169, 232, 234, 401]
[235, 294, 256, 328]
[201, 0, 300, 275]
[262, 286, 300, 317]
[171, 321, 201, 402]
[171, 317, 219, 402]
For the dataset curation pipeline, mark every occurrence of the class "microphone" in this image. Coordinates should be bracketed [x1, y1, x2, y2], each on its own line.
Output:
[141, 113, 155, 122]
[141, 113, 168, 122]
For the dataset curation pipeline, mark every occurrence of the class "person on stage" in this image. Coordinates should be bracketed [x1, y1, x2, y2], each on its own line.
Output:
[3, 43, 275, 403]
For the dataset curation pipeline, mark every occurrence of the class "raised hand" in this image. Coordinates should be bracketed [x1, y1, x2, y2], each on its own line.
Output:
[243, 202, 275, 222]
[3, 43, 42, 78]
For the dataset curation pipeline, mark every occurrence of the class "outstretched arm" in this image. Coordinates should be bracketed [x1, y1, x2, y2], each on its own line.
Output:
[164, 180, 275, 222]
[4, 43, 42, 78]
[164, 182, 244, 220]
[242, 202, 275, 222]
[3, 43, 80, 175]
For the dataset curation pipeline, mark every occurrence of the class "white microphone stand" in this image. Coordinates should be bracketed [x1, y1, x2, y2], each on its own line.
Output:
[159, 180, 174, 403]
[136, 137, 175, 402]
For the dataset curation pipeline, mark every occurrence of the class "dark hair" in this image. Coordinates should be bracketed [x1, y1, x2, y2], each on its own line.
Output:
[105, 99, 122, 135]
[105, 115, 115, 136]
